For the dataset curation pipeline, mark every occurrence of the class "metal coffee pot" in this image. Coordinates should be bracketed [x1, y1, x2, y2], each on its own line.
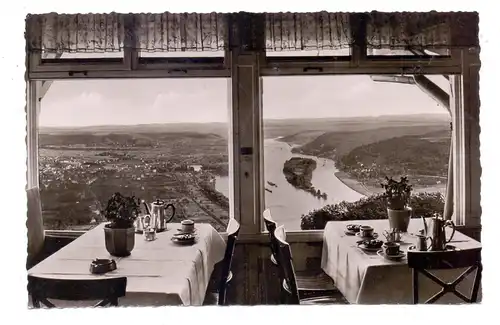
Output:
[142, 199, 176, 232]
[421, 213, 455, 251]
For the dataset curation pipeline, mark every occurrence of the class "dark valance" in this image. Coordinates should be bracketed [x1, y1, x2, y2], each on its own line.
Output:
[25, 11, 479, 54]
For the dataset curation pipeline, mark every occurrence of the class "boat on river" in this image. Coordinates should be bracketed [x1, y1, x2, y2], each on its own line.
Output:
[267, 181, 277, 187]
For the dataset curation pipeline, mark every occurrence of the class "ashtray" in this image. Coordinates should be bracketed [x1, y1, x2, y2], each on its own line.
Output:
[89, 258, 117, 274]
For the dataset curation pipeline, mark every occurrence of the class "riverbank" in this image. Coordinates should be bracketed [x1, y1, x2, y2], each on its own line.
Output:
[334, 171, 447, 197]
[334, 171, 380, 197]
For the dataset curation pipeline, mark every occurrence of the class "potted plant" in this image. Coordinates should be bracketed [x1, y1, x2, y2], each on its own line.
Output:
[381, 176, 413, 232]
[102, 192, 140, 257]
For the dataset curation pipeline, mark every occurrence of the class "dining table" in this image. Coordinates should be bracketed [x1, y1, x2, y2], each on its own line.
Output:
[321, 219, 482, 304]
[28, 222, 227, 307]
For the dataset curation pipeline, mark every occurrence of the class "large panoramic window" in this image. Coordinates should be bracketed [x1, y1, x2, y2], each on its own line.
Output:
[262, 75, 451, 231]
[38, 79, 231, 232]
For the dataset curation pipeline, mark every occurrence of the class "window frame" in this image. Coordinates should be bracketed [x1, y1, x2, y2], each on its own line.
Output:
[30, 70, 233, 234]
[26, 46, 480, 243]
[253, 49, 479, 241]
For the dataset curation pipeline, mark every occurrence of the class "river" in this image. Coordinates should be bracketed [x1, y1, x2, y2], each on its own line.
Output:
[215, 138, 364, 230]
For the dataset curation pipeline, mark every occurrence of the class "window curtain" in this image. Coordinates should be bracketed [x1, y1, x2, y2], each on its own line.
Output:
[25, 12, 227, 53]
[26, 13, 125, 53]
[264, 12, 351, 51]
[26, 12, 478, 54]
[133, 13, 226, 52]
[365, 12, 452, 49]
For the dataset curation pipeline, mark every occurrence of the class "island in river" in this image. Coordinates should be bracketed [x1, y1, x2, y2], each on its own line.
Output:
[282, 157, 328, 199]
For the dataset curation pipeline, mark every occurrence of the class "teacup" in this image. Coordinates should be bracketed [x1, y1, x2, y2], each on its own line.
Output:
[383, 242, 401, 256]
[359, 226, 374, 238]
[181, 219, 195, 233]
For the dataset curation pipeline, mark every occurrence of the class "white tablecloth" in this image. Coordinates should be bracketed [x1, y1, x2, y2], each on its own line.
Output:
[321, 219, 482, 304]
[28, 223, 227, 306]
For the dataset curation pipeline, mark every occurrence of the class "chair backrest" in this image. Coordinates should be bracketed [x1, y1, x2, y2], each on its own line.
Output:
[263, 209, 279, 262]
[28, 275, 127, 308]
[274, 225, 300, 304]
[27, 187, 45, 268]
[407, 247, 482, 304]
[217, 218, 241, 305]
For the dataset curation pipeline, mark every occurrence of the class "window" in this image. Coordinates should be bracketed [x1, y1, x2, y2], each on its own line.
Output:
[266, 49, 350, 57]
[42, 52, 124, 60]
[139, 51, 225, 58]
[367, 48, 450, 56]
[261, 74, 451, 231]
[38, 78, 231, 232]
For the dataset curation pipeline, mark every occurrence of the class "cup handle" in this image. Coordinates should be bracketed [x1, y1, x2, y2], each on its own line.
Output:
[445, 220, 456, 243]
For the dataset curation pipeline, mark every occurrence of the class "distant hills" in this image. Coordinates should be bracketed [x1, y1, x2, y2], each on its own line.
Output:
[39, 122, 229, 137]
[40, 113, 449, 136]
[39, 131, 223, 147]
[39, 114, 450, 150]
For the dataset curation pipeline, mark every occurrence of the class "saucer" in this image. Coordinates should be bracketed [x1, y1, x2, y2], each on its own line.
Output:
[346, 224, 362, 233]
[377, 250, 406, 261]
[356, 232, 379, 239]
[171, 233, 197, 245]
[357, 242, 382, 252]
[345, 230, 357, 236]
[407, 245, 458, 252]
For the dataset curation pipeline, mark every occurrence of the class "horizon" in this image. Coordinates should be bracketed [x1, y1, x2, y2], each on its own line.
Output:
[39, 112, 450, 129]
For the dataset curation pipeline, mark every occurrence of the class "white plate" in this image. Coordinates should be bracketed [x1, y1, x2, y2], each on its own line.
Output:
[377, 249, 406, 261]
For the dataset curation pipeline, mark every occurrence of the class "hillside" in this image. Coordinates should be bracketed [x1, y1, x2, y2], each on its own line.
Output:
[39, 131, 223, 148]
[338, 130, 450, 186]
[291, 124, 449, 158]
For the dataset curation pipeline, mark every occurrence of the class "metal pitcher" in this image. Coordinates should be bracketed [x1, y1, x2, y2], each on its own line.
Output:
[421, 213, 455, 251]
[145, 199, 176, 232]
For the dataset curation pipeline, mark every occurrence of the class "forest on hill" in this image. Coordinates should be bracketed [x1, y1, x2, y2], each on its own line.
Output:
[285, 122, 450, 188]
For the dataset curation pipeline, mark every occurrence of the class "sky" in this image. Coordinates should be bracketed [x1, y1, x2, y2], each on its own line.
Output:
[40, 73, 451, 127]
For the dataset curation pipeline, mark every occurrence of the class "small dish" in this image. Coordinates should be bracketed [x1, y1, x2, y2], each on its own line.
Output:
[357, 241, 383, 252]
[407, 245, 458, 252]
[89, 258, 117, 274]
[346, 224, 362, 233]
[377, 250, 406, 261]
[407, 245, 424, 252]
[356, 232, 379, 239]
[171, 233, 197, 245]
[344, 230, 357, 236]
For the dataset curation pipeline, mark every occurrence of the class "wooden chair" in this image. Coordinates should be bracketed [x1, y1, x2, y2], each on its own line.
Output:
[263, 209, 279, 265]
[204, 218, 240, 306]
[407, 247, 482, 304]
[263, 209, 337, 294]
[273, 225, 346, 305]
[27, 187, 45, 269]
[28, 275, 127, 308]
